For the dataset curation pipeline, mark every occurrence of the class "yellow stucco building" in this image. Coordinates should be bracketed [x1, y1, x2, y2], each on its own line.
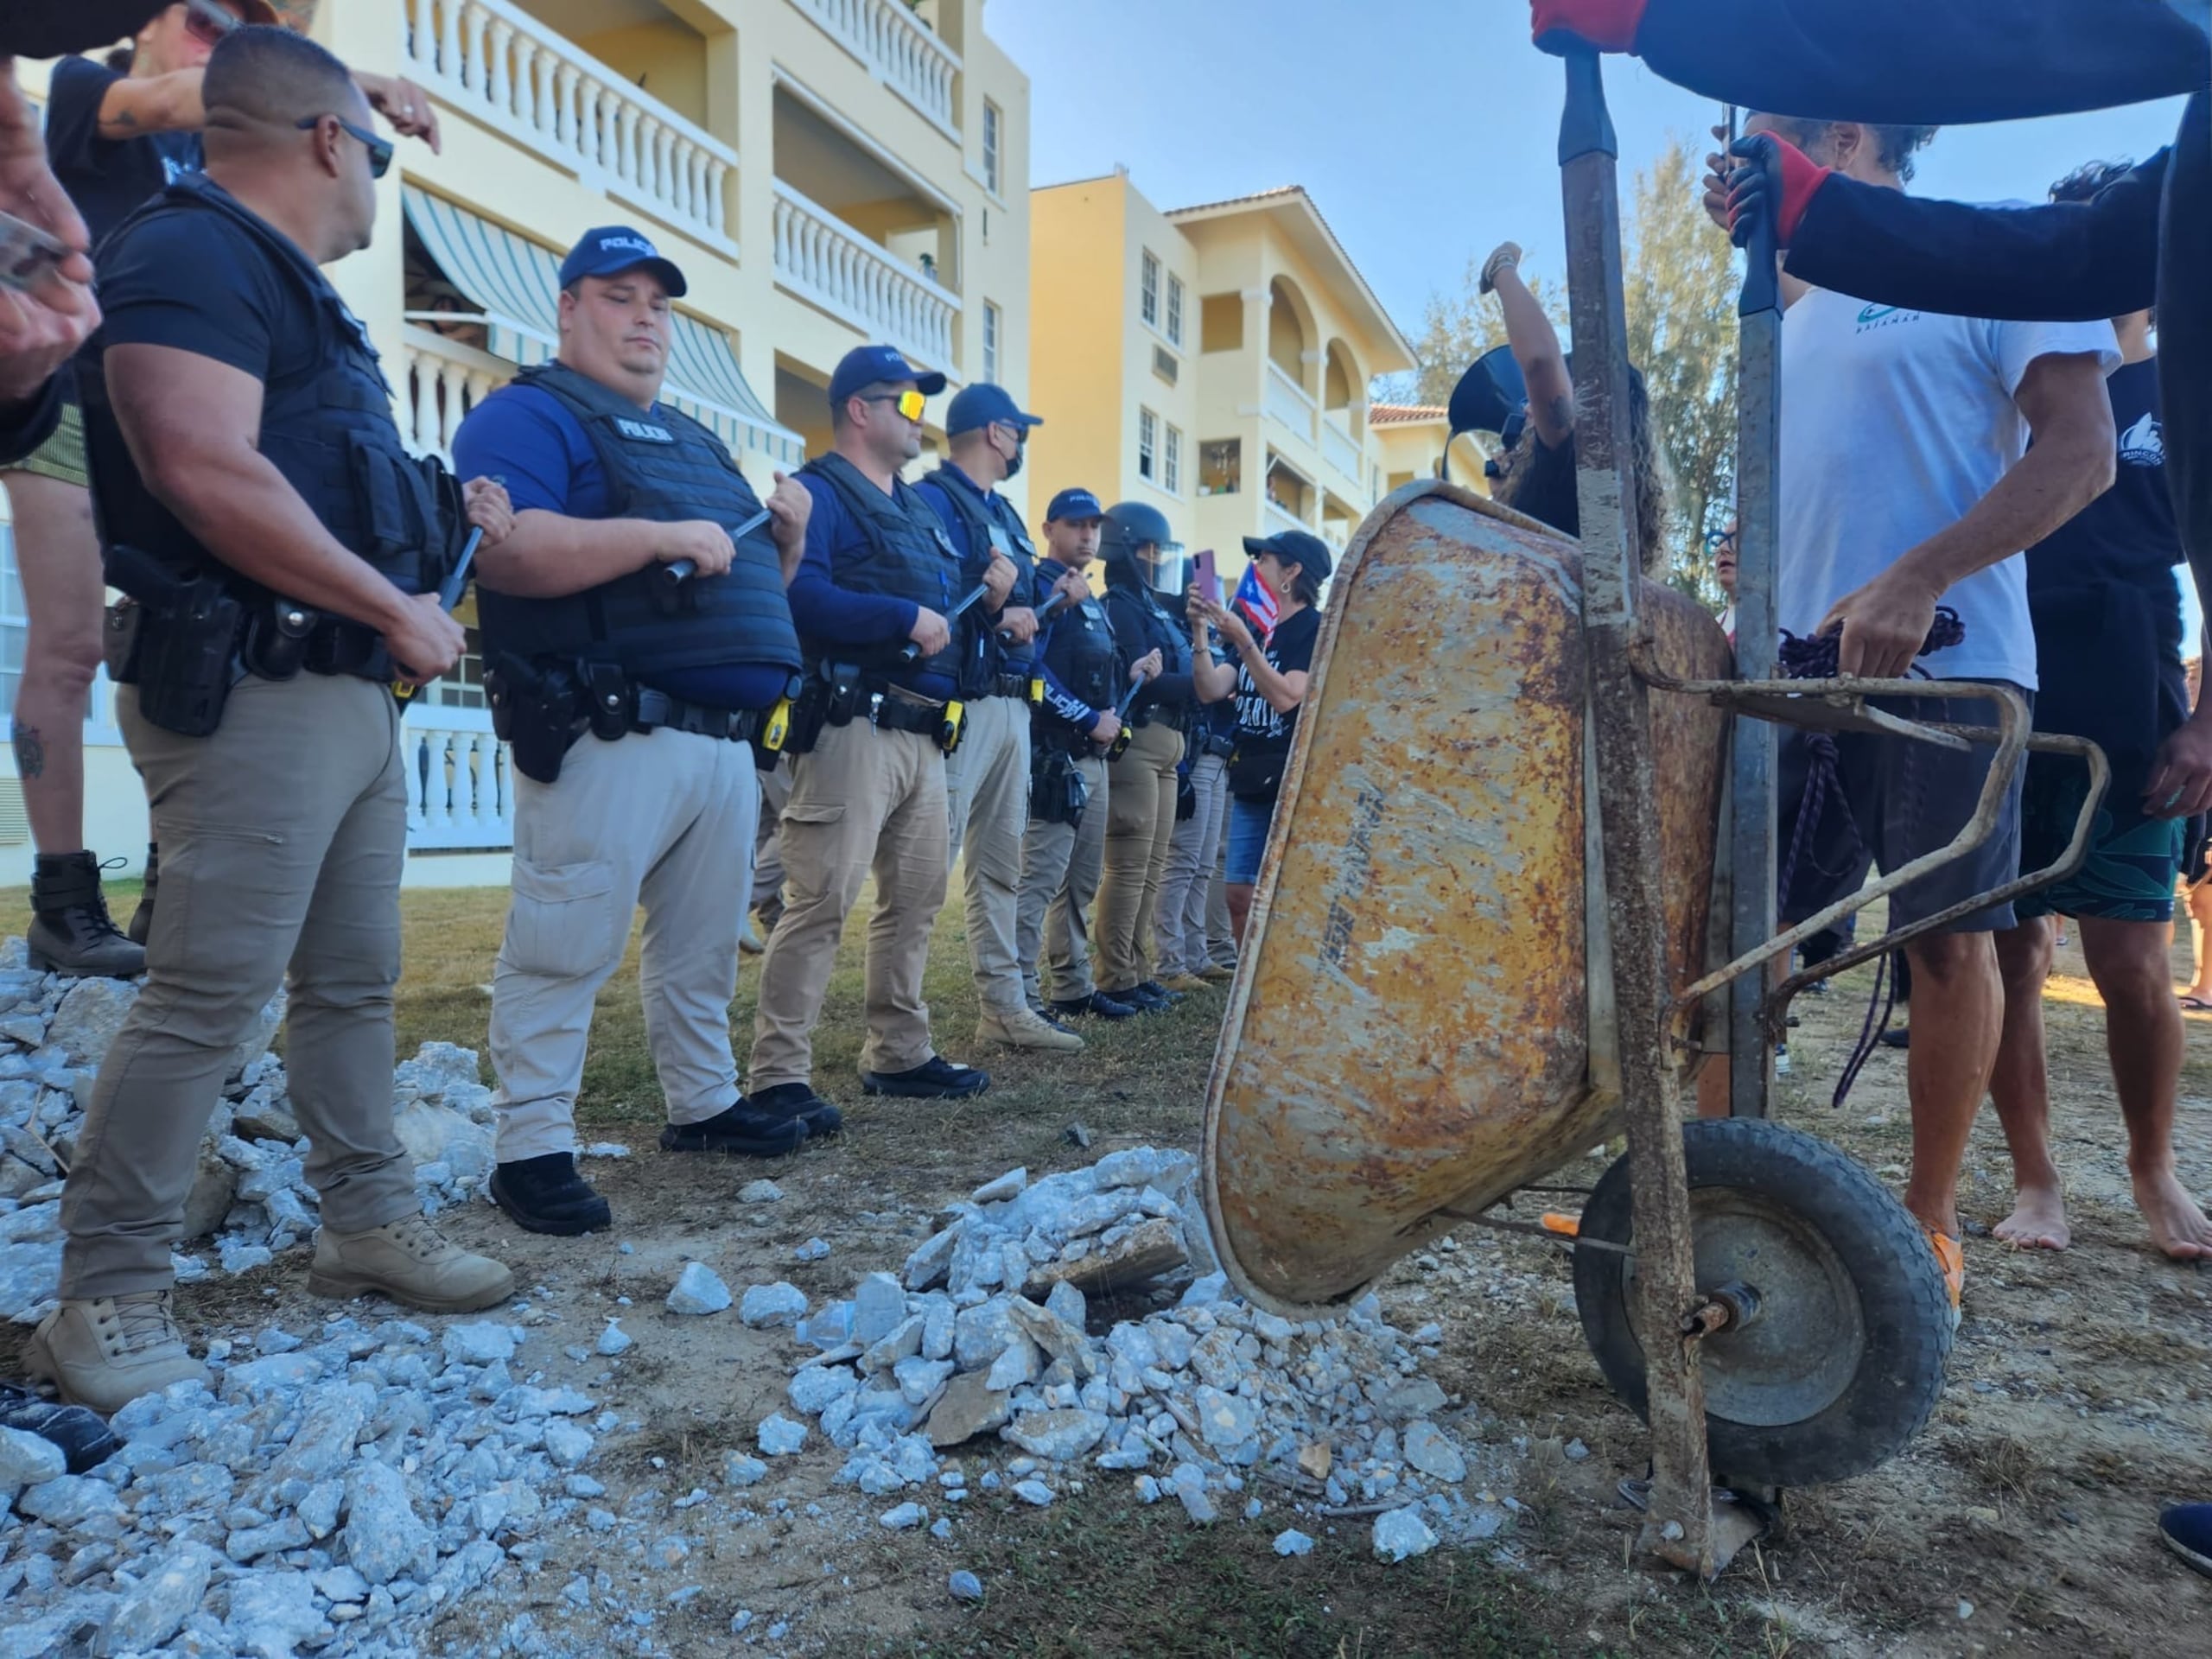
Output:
[1369, 404, 1492, 497]
[2, 0, 1031, 885]
[1025, 171, 1414, 588]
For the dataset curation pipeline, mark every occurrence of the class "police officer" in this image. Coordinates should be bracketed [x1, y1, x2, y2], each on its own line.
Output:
[452, 226, 817, 1236]
[748, 346, 1001, 1122]
[1015, 489, 1150, 1021]
[1157, 690, 1238, 988]
[1095, 501, 1224, 1009]
[30, 27, 515, 1412]
[914, 384, 1083, 1052]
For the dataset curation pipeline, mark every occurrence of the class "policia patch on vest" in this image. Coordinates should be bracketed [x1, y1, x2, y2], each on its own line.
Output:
[614, 417, 676, 444]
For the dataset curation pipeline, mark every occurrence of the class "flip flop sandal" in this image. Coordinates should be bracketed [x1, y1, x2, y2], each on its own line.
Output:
[2180, 996, 2212, 1013]
[1923, 1227, 1965, 1330]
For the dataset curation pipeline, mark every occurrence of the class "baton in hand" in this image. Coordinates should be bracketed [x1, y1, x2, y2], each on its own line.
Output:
[1001, 586, 1071, 642]
[899, 579, 995, 663]
[1103, 672, 1151, 759]
[394, 525, 484, 706]
[659, 505, 773, 594]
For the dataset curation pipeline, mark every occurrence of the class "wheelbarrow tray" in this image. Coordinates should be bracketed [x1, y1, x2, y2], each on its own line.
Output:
[1201, 479, 1733, 1316]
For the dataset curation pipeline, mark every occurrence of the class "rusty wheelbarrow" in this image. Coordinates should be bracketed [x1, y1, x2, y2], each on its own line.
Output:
[1199, 52, 2108, 1576]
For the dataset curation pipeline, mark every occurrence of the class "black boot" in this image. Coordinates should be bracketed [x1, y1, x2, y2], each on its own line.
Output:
[27, 851, 145, 980]
[0, 1381, 122, 1473]
[127, 843, 158, 946]
[488, 1153, 612, 1236]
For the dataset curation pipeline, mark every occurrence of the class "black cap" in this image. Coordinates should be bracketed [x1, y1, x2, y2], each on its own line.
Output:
[1241, 529, 1333, 584]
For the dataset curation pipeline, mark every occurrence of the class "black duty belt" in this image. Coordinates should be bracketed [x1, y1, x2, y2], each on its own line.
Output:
[983, 671, 1033, 701]
[871, 690, 944, 736]
[1197, 733, 1236, 760]
[632, 688, 768, 744]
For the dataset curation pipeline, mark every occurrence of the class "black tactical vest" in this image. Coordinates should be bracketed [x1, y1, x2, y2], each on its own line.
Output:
[799, 450, 962, 682]
[92, 175, 455, 606]
[471, 362, 801, 682]
[1104, 585, 1194, 726]
[1038, 563, 1121, 720]
[925, 462, 1039, 694]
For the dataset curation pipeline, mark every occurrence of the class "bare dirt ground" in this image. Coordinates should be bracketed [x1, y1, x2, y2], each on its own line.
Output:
[5, 883, 2207, 1656]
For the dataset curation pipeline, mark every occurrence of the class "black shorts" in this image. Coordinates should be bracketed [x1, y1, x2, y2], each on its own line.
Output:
[1777, 682, 2030, 937]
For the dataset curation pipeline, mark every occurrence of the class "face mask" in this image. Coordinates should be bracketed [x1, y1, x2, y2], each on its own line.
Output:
[995, 425, 1026, 480]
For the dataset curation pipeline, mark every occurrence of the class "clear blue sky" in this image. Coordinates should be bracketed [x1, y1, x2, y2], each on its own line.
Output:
[991, 0, 2189, 358]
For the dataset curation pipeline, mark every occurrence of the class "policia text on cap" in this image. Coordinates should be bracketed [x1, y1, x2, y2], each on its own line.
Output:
[28, 26, 516, 1415]
[452, 223, 821, 1237]
[746, 345, 997, 1122]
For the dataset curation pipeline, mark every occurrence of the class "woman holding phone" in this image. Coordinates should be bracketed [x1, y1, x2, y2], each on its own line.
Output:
[1190, 529, 1332, 943]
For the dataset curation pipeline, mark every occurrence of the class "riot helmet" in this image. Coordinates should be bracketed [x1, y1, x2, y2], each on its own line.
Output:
[1100, 500, 1189, 598]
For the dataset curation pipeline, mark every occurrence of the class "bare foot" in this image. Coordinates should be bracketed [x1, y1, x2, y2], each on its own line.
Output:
[2132, 1168, 2212, 1262]
[1994, 1183, 2070, 1251]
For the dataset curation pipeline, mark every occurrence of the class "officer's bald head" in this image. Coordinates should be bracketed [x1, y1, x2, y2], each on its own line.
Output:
[202, 24, 367, 141]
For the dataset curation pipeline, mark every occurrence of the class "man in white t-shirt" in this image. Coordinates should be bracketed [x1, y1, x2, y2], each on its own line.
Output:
[1739, 113, 2119, 1313]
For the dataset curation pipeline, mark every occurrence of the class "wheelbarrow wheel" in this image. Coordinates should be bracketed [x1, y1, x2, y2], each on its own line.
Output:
[1572, 1117, 1953, 1489]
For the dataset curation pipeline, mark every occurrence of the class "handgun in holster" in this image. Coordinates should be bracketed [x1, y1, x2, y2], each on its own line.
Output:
[103, 546, 247, 738]
[486, 655, 585, 785]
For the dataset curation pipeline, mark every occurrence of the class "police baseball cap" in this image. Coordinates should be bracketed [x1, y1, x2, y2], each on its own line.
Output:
[829, 345, 948, 408]
[1046, 487, 1103, 523]
[946, 382, 1043, 438]
[559, 226, 688, 298]
[1241, 528, 1333, 583]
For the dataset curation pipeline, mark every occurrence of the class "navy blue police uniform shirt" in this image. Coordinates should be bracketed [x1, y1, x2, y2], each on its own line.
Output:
[80, 177, 334, 560]
[451, 383, 788, 711]
[2023, 356, 2188, 765]
[785, 473, 957, 702]
[913, 463, 1088, 710]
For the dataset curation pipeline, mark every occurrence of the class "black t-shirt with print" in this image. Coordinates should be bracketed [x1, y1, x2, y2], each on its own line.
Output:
[1234, 603, 1320, 750]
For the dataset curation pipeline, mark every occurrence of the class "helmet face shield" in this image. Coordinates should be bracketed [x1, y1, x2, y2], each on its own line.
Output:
[1137, 540, 1190, 598]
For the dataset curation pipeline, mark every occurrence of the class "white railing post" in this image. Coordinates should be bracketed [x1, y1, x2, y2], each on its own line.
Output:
[791, 0, 963, 137]
[404, 0, 738, 253]
[769, 180, 960, 374]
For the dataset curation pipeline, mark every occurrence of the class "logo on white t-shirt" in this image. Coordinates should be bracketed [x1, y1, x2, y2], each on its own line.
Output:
[1854, 303, 1923, 334]
[2119, 410, 2165, 469]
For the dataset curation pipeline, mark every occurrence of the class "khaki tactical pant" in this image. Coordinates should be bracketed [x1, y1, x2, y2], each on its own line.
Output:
[487, 728, 760, 1162]
[60, 677, 417, 1300]
[752, 754, 792, 931]
[750, 716, 949, 1090]
[1016, 747, 1109, 1006]
[1207, 830, 1234, 963]
[1157, 751, 1228, 976]
[943, 694, 1032, 1014]
[1096, 720, 1184, 994]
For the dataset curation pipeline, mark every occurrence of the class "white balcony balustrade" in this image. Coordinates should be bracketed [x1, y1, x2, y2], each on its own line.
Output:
[402, 0, 736, 251]
[772, 181, 959, 371]
[791, 0, 962, 137]
[404, 713, 514, 852]
[1265, 498, 1309, 537]
[399, 326, 512, 465]
[1265, 361, 1317, 442]
[1322, 416, 1363, 489]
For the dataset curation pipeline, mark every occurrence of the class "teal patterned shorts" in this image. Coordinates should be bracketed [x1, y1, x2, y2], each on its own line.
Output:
[2015, 751, 2183, 923]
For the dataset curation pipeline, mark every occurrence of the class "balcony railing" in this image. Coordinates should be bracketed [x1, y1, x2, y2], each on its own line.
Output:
[1321, 416, 1363, 489]
[399, 326, 512, 466]
[1265, 499, 1309, 537]
[791, 0, 962, 138]
[1265, 361, 1316, 442]
[406, 710, 515, 852]
[402, 0, 737, 251]
[772, 180, 959, 371]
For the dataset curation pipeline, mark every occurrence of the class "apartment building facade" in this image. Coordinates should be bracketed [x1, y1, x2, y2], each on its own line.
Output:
[1, 0, 1033, 886]
[1026, 173, 1414, 591]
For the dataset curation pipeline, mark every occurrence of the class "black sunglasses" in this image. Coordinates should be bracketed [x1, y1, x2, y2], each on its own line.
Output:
[296, 114, 393, 179]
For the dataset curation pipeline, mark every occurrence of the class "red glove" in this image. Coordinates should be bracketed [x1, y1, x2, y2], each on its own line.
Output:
[1530, 0, 1648, 53]
[1726, 133, 1834, 248]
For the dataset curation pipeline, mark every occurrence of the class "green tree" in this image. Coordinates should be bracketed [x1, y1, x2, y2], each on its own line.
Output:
[1406, 137, 1739, 598]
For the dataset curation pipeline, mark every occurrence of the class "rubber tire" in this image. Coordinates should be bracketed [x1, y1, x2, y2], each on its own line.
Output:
[1573, 1116, 1953, 1489]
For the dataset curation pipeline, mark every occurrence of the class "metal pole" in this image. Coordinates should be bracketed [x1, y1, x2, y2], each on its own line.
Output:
[1728, 143, 1784, 1120]
[1555, 48, 1714, 1576]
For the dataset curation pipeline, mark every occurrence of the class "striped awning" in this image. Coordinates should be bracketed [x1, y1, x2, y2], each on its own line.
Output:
[402, 188, 804, 468]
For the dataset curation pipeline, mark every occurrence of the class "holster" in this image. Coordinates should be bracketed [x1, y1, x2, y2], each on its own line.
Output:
[1176, 771, 1198, 821]
[1031, 747, 1089, 828]
[127, 575, 245, 739]
[786, 660, 865, 756]
[486, 657, 585, 785]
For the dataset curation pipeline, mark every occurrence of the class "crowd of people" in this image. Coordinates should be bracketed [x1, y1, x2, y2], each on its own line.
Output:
[0, 0, 2205, 1581]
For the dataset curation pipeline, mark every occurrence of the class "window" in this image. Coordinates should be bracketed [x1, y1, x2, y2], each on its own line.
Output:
[1140, 251, 1160, 328]
[1166, 274, 1185, 347]
[1163, 423, 1183, 494]
[982, 301, 1001, 384]
[0, 521, 24, 721]
[1138, 408, 1158, 481]
[982, 100, 1001, 196]
[1199, 439, 1242, 497]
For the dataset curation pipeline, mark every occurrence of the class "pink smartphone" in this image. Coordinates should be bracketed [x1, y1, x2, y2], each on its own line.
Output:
[1195, 549, 1223, 608]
